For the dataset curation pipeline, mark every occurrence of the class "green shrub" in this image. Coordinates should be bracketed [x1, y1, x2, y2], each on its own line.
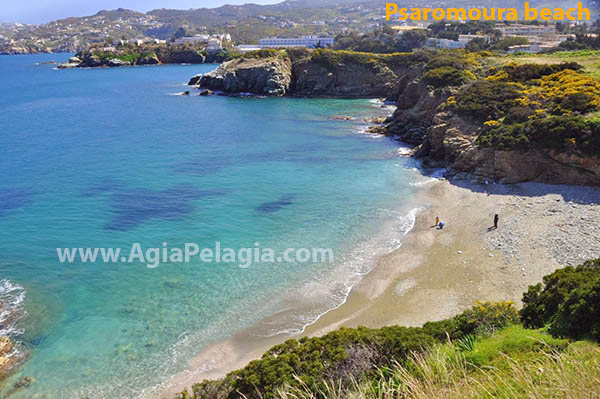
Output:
[499, 62, 583, 82]
[243, 49, 285, 59]
[521, 259, 600, 340]
[477, 116, 600, 154]
[423, 66, 473, 88]
[185, 301, 520, 399]
[451, 80, 521, 121]
[493, 36, 529, 51]
[463, 325, 567, 368]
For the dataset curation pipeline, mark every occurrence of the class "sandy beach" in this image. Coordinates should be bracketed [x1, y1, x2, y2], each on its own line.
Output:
[153, 176, 600, 398]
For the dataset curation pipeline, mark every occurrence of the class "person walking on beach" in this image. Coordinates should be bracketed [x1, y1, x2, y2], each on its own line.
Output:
[493, 214, 499, 229]
[435, 216, 439, 227]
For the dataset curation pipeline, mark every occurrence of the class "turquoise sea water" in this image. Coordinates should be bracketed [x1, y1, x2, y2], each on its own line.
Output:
[0, 54, 429, 398]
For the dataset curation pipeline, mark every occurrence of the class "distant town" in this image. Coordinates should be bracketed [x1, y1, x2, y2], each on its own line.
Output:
[0, 0, 598, 55]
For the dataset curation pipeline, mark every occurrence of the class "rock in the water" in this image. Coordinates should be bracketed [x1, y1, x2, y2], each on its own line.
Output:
[57, 63, 79, 69]
[0, 336, 18, 378]
[192, 56, 292, 96]
[68, 56, 81, 64]
[107, 58, 131, 67]
[198, 89, 214, 96]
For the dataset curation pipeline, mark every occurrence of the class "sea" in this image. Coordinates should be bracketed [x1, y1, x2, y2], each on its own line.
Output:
[0, 54, 433, 398]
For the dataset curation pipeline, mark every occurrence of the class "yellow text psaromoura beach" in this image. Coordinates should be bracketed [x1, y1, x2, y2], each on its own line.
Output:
[385, 1, 591, 21]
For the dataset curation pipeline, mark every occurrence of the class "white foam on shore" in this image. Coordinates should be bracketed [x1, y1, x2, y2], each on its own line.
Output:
[409, 168, 447, 186]
[397, 146, 413, 156]
[0, 279, 26, 342]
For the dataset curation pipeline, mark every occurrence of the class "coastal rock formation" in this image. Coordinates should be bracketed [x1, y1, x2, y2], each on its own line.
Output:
[0, 336, 19, 379]
[190, 56, 292, 96]
[291, 55, 397, 97]
[190, 52, 404, 98]
[57, 44, 228, 69]
[390, 85, 600, 186]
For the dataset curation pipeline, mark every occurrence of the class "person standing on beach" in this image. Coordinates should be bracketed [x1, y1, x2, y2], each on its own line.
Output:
[493, 214, 499, 229]
[435, 216, 439, 227]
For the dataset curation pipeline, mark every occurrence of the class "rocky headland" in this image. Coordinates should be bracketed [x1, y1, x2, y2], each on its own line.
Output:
[58, 43, 227, 69]
[188, 48, 407, 98]
[189, 49, 600, 186]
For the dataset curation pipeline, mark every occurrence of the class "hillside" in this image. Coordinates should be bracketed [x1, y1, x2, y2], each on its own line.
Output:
[1, 0, 598, 54]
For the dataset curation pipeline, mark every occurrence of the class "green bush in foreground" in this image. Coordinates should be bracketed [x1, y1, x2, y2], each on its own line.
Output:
[521, 258, 600, 340]
[178, 259, 600, 399]
[181, 301, 519, 399]
[282, 334, 594, 399]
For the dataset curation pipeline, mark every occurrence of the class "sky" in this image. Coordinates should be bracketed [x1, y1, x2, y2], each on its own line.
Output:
[0, 0, 280, 24]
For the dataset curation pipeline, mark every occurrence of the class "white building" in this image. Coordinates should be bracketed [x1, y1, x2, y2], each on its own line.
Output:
[206, 38, 222, 52]
[258, 36, 334, 48]
[235, 45, 262, 52]
[425, 34, 488, 49]
[174, 34, 210, 44]
[498, 24, 556, 37]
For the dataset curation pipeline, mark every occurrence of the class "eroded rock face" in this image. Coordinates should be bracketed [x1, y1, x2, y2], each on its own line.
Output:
[291, 58, 398, 97]
[137, 55, 161, 65]
[384, 73, 600, 186]
[190, 57, 293, 96]
[190, 55, 404, 98]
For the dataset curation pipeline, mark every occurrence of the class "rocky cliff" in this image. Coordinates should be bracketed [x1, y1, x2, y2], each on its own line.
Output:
[190, 56, 293, 96]
[189, 50, 406, 98]
[385, 79, 600, 186]
[58, 45, 226, 69]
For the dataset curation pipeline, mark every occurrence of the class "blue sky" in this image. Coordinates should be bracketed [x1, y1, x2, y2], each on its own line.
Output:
[1, 0, 279, 24]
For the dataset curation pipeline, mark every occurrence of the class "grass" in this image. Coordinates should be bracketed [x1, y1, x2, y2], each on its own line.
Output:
[492, 50, 600, 80]
[278, 326, 600, 399]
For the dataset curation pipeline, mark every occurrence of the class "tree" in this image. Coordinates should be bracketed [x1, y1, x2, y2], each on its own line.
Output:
[172, 27, 189, 40]
[397, 30, 428, 52]
[466, 37, 488, 51]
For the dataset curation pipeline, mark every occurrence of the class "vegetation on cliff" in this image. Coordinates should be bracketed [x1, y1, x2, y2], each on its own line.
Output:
[176, 258, 600, 399]
[445, 58, 600, 155]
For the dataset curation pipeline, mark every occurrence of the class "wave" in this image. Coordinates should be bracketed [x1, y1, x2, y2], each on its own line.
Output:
[409, 168, 447, 187]
[0, 279, 26, 338]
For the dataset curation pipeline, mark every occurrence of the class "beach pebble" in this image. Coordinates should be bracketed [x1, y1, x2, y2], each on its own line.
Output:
[488, 253, 494, 257]
[457, 250, 462, 254]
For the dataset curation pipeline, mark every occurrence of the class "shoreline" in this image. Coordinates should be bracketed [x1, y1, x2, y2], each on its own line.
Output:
[152, 173, 600, 399]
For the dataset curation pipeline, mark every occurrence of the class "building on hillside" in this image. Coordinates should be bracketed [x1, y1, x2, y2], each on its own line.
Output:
[425, 34, 488, 49]
[206, 38, 223, 52]
[390, 24, 425, 32]
[235, 45, 262, 52]
[258, 36, 334, 48]
[498, 24, 556, 37]
[174, 34, 210, 44]
[507, 40, 561, 53]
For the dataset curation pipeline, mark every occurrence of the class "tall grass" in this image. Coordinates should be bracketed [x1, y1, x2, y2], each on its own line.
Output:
[278, 332, 600, 399]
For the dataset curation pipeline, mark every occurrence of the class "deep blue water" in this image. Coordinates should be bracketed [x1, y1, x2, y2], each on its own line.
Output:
[0, 54, 428, 398]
